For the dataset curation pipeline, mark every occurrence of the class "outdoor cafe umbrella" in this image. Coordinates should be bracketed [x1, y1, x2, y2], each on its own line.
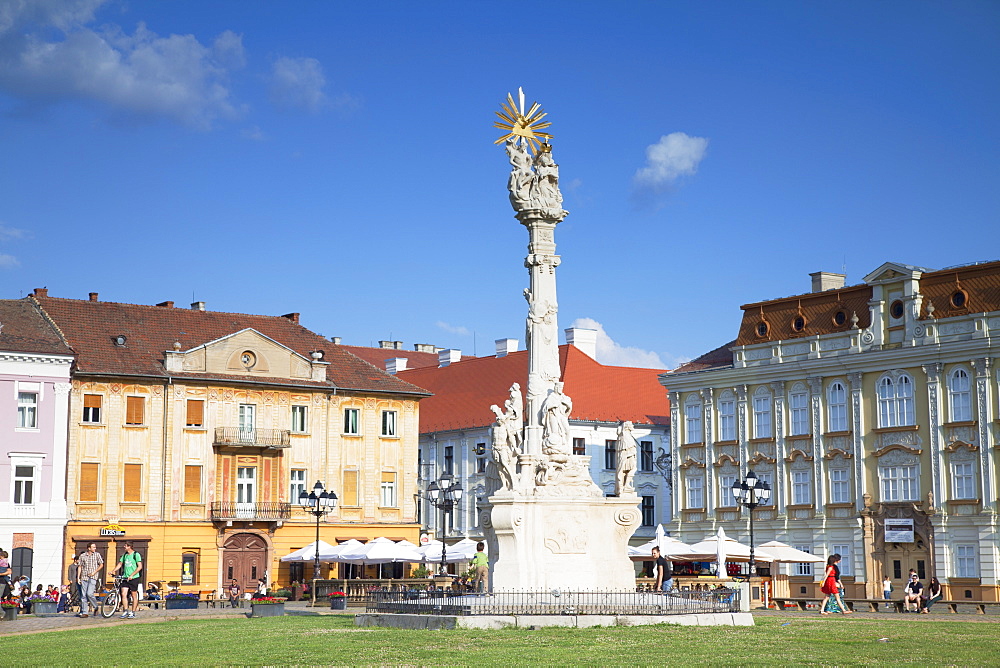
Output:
[681, 531, 778, 563]
[340, 537, 424, 565]
[757, 541, 825, 563]
[628, 535, 697, 561]
[419, 539, 479, 564]
[279, 540, 340, 562]
[715, 527, 728, 579]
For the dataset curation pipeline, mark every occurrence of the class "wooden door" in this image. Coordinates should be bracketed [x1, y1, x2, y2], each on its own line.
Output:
[222, 533, 268, 593]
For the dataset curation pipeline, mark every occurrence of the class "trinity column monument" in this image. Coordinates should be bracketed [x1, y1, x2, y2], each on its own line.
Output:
[482, 90, 641, 591]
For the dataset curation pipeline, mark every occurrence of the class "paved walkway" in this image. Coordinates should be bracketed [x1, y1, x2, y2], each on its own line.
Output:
[1, 600, 345, 636]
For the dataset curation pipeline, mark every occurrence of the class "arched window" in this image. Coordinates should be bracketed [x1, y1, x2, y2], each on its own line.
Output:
[877, 373, 914, 428]
[949, 368, 972, 422]
[753, 388, 772, 439]
[827, 381, 848, 432]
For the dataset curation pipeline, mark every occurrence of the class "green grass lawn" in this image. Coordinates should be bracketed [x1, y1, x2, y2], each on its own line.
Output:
[6, 614, 1000, 666]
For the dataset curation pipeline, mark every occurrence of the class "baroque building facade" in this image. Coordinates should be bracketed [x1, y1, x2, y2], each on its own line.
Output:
[662, 262, 1000, 601]
[31, 290, 429, 592]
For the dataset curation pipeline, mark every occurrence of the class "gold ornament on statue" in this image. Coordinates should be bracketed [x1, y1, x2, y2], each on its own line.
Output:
[494, 87, 553, 154]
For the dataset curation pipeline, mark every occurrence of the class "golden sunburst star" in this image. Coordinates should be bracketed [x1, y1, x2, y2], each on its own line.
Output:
[493, 87, 553, 154]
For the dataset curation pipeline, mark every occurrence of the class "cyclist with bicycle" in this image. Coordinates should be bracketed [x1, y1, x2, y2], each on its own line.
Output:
[111, 542, 143, 619]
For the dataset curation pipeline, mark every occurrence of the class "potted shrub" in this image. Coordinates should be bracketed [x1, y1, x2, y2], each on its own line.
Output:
[165, 592, 200, 610]
[274, 589, 292, 600]
[28, 594, 58, 616]
[1, 598, 18, 621]
[250, 595, 286, 617]
[329, 591, 348, 611]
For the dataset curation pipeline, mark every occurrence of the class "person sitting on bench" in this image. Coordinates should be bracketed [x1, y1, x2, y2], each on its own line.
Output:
[903, 574, 923, 612]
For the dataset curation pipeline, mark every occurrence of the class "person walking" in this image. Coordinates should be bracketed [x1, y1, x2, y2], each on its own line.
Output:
[922, 576, 942, 613]
[0, 550, 12, 599]
[652, 546, 674, 594]
[882, 575, 893, 610]
[67, 555, 80, 611]
[77, 542, 104, 618]
[471, 542, 489, 594]
[111, 541, 143, 619]
[820, 554, 851, 615]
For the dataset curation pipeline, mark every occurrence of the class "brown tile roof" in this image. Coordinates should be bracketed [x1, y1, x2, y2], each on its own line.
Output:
[0, 299, 73, 356]
[31, 294, 430, 396]
[918, 260, 1000, 319]
[670, 341, 735, 374]
[397, 345, 670, 433]
[735, 284, 872, 346]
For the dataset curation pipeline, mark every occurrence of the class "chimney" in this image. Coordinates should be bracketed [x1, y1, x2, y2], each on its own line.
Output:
[810, 271, 846, 292]
[495, 338, 519, 357]
[190, 301, 206, 311]
[33, 288, 48, 298]
[386, 357, 409, 374]
[378, 341, 395, 349]
[394, 341, 404, 349]
[156, 301, 174, 308]
[414, 343, 438, 353]
[281, 312, 300, 324]
[331, 336, 342, 345]
[89, 292, 99, 302]
[565, 327, 598, 360]
[438, 349, 462, 367]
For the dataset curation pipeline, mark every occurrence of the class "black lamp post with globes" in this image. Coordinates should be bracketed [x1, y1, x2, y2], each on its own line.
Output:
[426, 472, 463, 576]
[297, 480, 338, 581]
[731, 470, 771, 577]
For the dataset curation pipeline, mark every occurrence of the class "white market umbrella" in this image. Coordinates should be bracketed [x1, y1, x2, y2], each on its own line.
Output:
[341, 537, 424, 565]
[279, 540, 340, 562]
[684, 532, 778, 563]
[420, 539, 478, 564]
[324, 539, 366, 563]
[629, 536, 697, 561]
[758, 541, 825, 563]
[715, 527, 728, 579]
[655, 524, 666, 550]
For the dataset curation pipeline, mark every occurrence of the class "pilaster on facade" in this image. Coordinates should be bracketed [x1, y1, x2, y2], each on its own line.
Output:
[973, 357, 995, 513]
[922, 363, 945, 513]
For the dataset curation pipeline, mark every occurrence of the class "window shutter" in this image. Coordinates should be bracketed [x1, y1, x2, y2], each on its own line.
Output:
[186, 400, 204, 427]
[84, 394, 102, 409]
[184, 465, 201, 503]
[123, 464, 142, 502]
[80, 463, 99, 502]
[343, 470, 358, 506]
[381, 471, 396, 484]
[125, 396, 144, 425]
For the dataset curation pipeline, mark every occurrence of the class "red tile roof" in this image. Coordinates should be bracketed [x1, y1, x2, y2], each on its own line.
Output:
[0, 299, 73, 356]
[32, 294, 430, 397]
[397, 345, 670, 433]
[340, 345, 443, 371]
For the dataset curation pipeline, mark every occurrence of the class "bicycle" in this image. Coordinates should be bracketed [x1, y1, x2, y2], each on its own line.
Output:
[100, 575, 125, 618]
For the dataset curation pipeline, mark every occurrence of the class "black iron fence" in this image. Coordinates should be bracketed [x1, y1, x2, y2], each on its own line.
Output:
[365, 588, 740, 616]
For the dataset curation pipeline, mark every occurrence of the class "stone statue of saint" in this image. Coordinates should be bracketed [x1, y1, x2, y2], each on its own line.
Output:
[615, 421, 637, 495]
[541, 382, 572, 456]
[505, 138, 533, 209]
[505, 138, 564, 213]
[530, 147, 562, 210]
[490, 404, 518, 490]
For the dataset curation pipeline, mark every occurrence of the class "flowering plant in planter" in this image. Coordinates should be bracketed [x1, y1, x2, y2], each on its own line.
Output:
[165, 592, 200, 600]
[250, 595, 285, 605]
[328, 591, 347, 598]
[28, 594, 54, 603]
[0, 598, 19, 609]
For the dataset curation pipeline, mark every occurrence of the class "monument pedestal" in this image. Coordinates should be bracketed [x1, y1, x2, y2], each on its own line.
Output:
[484, 493, 641, 591]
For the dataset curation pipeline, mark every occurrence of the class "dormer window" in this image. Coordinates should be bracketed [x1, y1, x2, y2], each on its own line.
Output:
[756, 321, 769, 338]
[833, 310, 847, 327]
[889, 300, 905, 319]
[950, 290, 968, 309]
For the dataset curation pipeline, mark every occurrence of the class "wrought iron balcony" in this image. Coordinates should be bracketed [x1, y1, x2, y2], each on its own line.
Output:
[213, 427, 291, 448]
[210, 502, 291, 521]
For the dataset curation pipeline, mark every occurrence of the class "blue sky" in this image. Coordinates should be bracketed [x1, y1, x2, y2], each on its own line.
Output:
[1, 1, 998, 369]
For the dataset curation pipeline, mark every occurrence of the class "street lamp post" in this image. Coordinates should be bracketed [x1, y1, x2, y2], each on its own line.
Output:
[297, 480, 338, 581]
[426, 471, 463, 576]
[731, 470, 772, 577]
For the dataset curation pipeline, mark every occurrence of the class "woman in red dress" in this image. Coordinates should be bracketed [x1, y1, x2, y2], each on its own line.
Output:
[819, 554, 851, 615]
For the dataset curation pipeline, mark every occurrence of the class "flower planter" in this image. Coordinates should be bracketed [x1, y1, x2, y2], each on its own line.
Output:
[251, 603, 285, 618]
[31, 601, 58, 616]
[330, 597, 347, 610]
[2, 607, 16, 621]
[165, 598, 199, 610]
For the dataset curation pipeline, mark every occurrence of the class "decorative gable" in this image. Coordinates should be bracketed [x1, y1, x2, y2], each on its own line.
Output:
[164, 328, 327, 382]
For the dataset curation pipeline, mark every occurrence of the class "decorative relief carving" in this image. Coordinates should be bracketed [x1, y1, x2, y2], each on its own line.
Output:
[861, 330, 875, 345]
[944, 441, 979, 454]
[819, 336, 850, 351]
[783, 342, 809, 356]
[824, 449, 853, 460]
[940, 321, 975, 336]
[713, 453, 738, 468]
[747, 453, 776, 466]
[873, 445, 920, 465]
[110, 383, 122, 394]
[875, 430, 923, 450]
[54, 382, 72, 396]
[678, 457, 705, 469]
[543, 515, 588, 554]
[745, 347, 774, 361]
[946, 425, 977, 446]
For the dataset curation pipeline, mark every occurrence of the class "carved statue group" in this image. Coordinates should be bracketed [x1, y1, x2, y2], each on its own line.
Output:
[505, 139, 564, 212]
[489, 383, 524, 490]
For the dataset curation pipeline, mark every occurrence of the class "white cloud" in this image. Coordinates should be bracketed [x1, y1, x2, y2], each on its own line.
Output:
[570, 318, 668, 369]
[268, 56, 326, 112]
[633, 132, 709, 192]
[241, 125, 266, 141]
[0, 0, 246, 128]
[436, 321, 470, 336]
[0, 224, 27, 241]
[0, 254, 19, 268]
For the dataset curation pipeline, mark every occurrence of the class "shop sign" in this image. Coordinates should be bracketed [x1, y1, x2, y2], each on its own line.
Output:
[100, 524, 126, 537]
[884, 519, 913, 542]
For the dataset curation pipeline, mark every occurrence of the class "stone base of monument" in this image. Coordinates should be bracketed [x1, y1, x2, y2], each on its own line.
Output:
[356, 612, 754, 630]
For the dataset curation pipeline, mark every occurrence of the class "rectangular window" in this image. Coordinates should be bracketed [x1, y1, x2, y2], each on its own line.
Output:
[181, 552, 198, 586]
[186, 399, 205, 427]
[605, 440, 617, 470]
[13, 465, 34, 505]
[756, 472, 773, 505]
[641, 496, 655, 526]
[184, 465, 202, 503]
[17, 392, 37, 429]
[290, 469, 306, 503]
[880, 465, 918, 502]
[79, 463, 99, 502]
[342, 470, 359, 506]
[477, 456, 486, 474]
[572, 437, 586, 456]
[832, 544, 852, 576]
[83, 394, 102, 423]
[123, 463, 142, 502]
[795, 545, 813, 576]
[381, 410, 397, 437]
[949, 370, 972, 422]
[125, 396, 144, 426]
[827, 382, 848, 432]
[444, 446, 454, 475]
[718, 474, 737, 507]
[684, 402, 702, 443]
[955, 545, 977, 578]
[343, 408, 360, 435]
[686, 476, 704, 509]
[291, 405, 308, 433]
[380, 472, 397, 507]
[717, 398, 736, 441]
[640, 441, 654, 472]
[951, 462, 976, 500]
[790, 392, 809, 436]
[830, 468, 850, 504]
[792, 470, 812, 505]
[753, 395, 772, 438]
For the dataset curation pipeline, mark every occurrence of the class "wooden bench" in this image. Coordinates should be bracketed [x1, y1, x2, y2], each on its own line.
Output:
[936, 600, 1000, 614]
[774, 597, 1000, 614]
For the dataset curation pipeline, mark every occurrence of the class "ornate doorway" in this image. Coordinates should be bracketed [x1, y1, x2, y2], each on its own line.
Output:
[862, 500, 934, 596]
[222, 532, 268, 592]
